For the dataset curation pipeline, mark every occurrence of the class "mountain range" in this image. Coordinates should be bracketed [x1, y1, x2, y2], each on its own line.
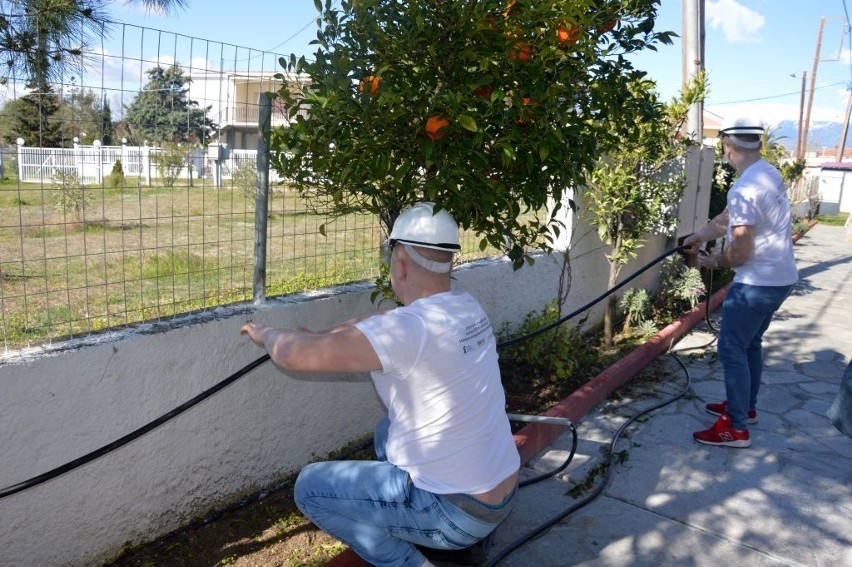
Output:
[772, 119, 849, 152]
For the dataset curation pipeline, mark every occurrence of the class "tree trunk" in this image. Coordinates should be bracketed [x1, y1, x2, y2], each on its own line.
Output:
[603, 232, 623, 348]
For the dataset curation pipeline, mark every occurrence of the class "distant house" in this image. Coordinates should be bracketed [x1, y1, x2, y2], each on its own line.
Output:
[816, 162, 852, 215]
[188, 70, 311, 150]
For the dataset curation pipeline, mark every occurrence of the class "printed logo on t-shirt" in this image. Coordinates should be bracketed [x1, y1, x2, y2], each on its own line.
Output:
[459, 316, 492, 354]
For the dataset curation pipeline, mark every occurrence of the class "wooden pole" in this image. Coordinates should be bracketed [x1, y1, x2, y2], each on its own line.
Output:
[802, 17, 826, 160]
[835, 88, 852, 162]
[796, 71, 807, 160]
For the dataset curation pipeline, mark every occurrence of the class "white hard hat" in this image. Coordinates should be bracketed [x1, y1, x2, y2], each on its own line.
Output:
[389, 202, 461, 252]
[719, 117, 765, 137]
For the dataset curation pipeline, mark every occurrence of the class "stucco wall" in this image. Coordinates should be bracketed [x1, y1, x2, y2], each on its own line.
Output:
[0, 221, 668, 567]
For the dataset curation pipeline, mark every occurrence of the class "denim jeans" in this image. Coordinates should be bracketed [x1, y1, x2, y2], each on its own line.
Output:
[718, 282, 794, 429]
[294, 417, 515, 567]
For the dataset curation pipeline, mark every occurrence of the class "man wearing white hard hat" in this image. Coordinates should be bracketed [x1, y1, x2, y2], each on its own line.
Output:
[241, 202, 520, 567]
[684, 118, 798, 448]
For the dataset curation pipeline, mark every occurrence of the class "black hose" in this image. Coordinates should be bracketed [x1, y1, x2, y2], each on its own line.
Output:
[498, 245, 688, 349]
[0, 354, 270, 500]
[0, 244, 692, 504]
[487, 353, 694, 566]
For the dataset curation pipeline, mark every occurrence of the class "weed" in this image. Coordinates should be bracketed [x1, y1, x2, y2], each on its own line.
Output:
[499, 300, 595, 392]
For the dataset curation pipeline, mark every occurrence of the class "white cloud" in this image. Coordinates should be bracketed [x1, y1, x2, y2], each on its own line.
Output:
[706, 0, 766, 43]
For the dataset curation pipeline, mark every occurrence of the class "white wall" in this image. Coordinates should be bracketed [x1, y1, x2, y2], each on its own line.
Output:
[0, 218, 667, 567]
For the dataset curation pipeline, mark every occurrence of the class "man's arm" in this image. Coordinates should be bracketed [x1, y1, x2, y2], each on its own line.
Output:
[698, 224, 753, 270]
[240, 322, 382, 373]
[683, 208, 730, 253]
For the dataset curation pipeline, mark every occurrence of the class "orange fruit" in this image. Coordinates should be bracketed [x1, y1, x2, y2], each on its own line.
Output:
[557, 24, 581, 45]
[358, 75, 380, 95]
[425, 115, 450, 141]
[597, 19, 617, 33]
[474, 84, 494, 99]
[509, 41, 532, 61]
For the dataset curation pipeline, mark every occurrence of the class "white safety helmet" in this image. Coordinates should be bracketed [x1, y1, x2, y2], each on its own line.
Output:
[719, 117, 765, 136]
[384, 202, 460, 273]
[719, 117, 765, 150]
[389, 202, 461, 252]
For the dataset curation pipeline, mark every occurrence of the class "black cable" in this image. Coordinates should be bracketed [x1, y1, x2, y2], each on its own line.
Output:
[497, 245, 688, 349]
[0, 244, 692, 504]
[487, 353, 694, 566]
[0, 354, 271, 500]
[518, 424, 578, 488]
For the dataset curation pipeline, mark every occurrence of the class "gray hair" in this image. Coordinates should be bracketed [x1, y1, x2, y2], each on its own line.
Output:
[724, 133, 762, 150]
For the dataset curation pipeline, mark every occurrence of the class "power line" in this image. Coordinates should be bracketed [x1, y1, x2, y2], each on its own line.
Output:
[264, 1, 340, 53]
[711, 81, 847, 105]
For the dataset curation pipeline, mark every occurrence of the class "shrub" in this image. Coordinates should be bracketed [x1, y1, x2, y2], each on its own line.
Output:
[232, 159, 257, 198]
[655, 254, 705, 319]
[498, 301, 593, 392]
[51, 170, 90, 224]
[620, 288, 651, 334]
[109, 159, 125, 188]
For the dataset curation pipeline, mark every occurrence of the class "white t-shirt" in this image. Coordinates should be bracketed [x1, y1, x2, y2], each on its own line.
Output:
[355, 291, 520, 495]
[726, 159, 799, 286]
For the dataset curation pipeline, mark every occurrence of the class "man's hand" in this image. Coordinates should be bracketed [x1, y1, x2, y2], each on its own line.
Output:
[683, 233, 704, 255]
[240, 322, 269, 348]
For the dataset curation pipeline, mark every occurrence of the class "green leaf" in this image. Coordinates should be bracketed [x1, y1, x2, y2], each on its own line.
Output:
[458, 115, 478, 133]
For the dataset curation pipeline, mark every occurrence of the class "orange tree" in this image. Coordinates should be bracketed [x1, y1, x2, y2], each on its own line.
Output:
[585, 73, 706, 346]
[269, 0, 675, 269]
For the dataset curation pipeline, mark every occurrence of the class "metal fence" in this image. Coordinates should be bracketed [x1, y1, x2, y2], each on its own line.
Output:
[0, 23, 489, 353]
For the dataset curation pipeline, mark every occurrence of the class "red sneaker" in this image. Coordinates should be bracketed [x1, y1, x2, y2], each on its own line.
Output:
[693, 413, 751, 448]
[706, 400, 757, 424]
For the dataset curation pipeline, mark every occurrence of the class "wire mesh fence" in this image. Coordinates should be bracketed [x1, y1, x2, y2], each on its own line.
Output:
[0, 23, 493, 352]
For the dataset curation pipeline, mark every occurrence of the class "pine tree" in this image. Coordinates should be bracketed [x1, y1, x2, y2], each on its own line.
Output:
[124, 64, 216, 145]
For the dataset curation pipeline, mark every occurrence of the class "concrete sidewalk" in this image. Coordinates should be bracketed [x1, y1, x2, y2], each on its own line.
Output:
[490, 223, 852, 566]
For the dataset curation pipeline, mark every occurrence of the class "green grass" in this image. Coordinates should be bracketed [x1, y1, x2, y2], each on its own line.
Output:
[0, 177, 500, 349]
[817, 213, 849, 226]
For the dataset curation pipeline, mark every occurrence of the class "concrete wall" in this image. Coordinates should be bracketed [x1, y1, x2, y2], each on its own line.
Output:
[0, 218, 668, 567]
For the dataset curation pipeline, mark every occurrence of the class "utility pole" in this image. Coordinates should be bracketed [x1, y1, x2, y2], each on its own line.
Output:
[682, 0, 705, 141]
[835, 86, 852, 162]
[796, 71, 807, 160]
[802, 17, 826, 160]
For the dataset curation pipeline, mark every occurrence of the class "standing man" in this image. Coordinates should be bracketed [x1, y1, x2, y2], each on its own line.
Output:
[685, 118, 798, 448]
[241, 202, 520, 567]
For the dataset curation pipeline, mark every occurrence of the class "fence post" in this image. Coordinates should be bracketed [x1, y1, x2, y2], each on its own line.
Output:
[93, 140, 103, 185]
[144, 141, 152, 186]
[16, 138, 24, 181]
[74, 137, 82, 181]
[253, 93, 272, 304]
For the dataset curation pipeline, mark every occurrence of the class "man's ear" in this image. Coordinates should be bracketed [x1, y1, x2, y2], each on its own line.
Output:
[395, 249, 409, 281]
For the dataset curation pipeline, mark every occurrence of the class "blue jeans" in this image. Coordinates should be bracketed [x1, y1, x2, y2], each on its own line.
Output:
[294, 417, 515, 567]
[718, 282, 794, 429]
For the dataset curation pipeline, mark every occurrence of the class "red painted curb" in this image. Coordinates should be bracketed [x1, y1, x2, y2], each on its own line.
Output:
[513, 282, 730, 464]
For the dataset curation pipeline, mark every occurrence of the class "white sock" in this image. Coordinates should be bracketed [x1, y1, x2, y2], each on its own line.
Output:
[421, 559, 436, 567]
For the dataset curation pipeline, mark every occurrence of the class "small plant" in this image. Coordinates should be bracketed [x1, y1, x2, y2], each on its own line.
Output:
[51, 170, 90, 224]
[791, 215, 808, 236]
[154, 143, 188, 188]
[619, 288, 651, 334]
[498, 300, 593, 392]
[655, 254, 705, 319]
[108, 159, 125, 188]
[232, 159, 257, 198]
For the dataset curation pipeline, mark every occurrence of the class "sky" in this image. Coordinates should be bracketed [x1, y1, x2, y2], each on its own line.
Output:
[101, 0, 852, 127]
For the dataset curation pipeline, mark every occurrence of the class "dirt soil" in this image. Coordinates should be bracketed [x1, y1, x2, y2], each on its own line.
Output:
[106, 339, 669, 567]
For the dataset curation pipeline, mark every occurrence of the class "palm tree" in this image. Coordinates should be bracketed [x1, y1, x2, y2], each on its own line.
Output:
[0, 0, 188, 88]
